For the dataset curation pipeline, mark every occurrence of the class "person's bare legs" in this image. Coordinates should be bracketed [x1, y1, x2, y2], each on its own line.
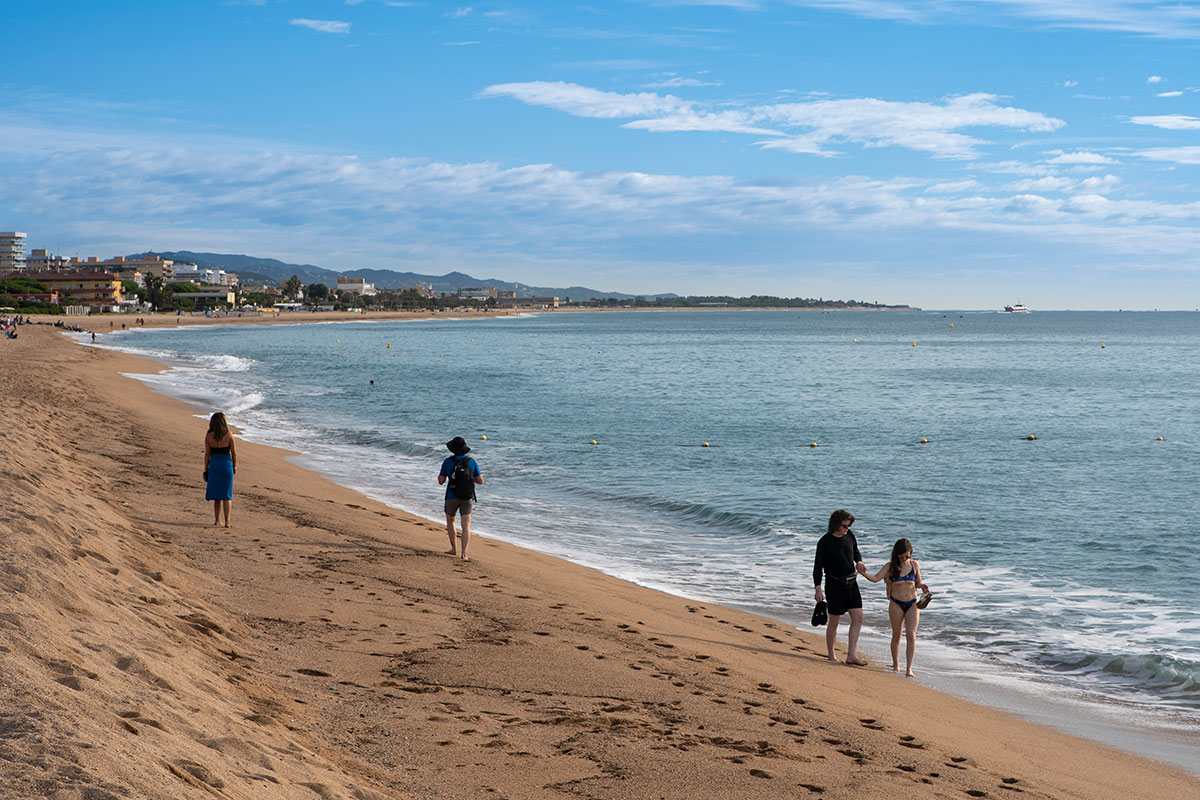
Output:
[444, 513, 458, 555]
[888, 600, 904, 671]
[221, 500, 232, 528]
[458, 513, 472, 561]
[904, 606, 920, 676]
[825, 613, 842, 662]
[212, 500, 221, 526]
[845, 608, 867, 665]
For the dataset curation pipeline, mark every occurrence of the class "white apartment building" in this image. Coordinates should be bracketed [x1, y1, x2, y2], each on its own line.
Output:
[26, 248, 71, 271]
[0, 232, 27, 271]
[173, 264, 239, 287]
[458, 286, 497, 300]
[337, 276, 376, 296]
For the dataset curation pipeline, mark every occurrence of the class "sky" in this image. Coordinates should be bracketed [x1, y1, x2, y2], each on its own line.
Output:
[3, 2, 1200, 308]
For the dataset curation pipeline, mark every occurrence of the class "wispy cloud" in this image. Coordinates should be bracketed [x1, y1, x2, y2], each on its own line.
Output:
[1147, 75, 1164, 83]
[1156, 91, 1184, 98]
[784, 2, 1200, 39]
[1136, 147, 1200, 164]
[643, 75, 725, 88]
[6, 121, 1200, 283]
[1043, 150, 1118, 165]
[291, 19, 352, 34]
[1128, 114, 1200, 130]
[481, 82, 1064, 159]
[448, 6, 473, 18]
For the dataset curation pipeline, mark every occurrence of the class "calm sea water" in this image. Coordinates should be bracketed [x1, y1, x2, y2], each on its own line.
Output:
[89, 310, 1199, 751]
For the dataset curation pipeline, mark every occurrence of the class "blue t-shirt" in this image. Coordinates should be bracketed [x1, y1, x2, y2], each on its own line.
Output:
[439, 455, 481, 499]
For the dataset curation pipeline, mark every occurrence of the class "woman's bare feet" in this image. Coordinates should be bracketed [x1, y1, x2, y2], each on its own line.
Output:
[845, 656, 869, 667]
[905, 668, 915, 677]
[444, 549, 457, 555]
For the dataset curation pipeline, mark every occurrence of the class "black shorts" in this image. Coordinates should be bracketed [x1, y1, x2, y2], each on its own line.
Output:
[824, 578, 862, 616]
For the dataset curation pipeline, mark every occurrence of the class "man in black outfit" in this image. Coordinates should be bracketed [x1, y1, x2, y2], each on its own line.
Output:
[813, 509, 868, 665]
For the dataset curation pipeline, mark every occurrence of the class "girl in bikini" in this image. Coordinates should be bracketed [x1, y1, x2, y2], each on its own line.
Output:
[861, 538, 928, 676]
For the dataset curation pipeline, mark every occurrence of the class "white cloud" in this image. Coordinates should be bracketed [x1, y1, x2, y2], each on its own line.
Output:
[1002, 175, 1121, 193]
[1136, 146, 1200, 164]
[1129, 114, 1200, 130]
[1156, 91, 1184, 97]
[442, 41, 481, 46]
[449, 6, 473, 18]
[1147, 75, 1164, 83]
[925, 179, 983, 193]
[482, 83, 1064, 159]
[643, 76, 725, 88]
[1043, 150, 1118, 165]
[1061, 80, 1078, 88]
[290, 19, 352, 34]
[479, 82, 689, 119]
[785, 2, 1200, 39]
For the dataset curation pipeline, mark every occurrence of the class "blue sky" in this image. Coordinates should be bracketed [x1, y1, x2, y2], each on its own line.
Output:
[3, 1, 1200, 308]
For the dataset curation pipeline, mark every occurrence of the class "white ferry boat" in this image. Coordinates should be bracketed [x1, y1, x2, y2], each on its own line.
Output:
[1003, 303, 1029, 313]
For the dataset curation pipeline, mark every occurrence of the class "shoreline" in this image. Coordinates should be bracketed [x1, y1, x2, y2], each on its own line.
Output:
[2, 325, 1197, 798]
[62, 310, 1200, 774]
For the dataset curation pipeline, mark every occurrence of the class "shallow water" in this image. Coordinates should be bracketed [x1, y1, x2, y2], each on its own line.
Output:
[91, 309, 1200, 757]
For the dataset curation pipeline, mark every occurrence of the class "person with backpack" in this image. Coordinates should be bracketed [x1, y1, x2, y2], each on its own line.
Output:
[438, 436, 483, 561]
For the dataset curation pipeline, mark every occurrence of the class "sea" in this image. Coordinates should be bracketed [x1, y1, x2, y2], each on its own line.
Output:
[79, 309, 1200, 771]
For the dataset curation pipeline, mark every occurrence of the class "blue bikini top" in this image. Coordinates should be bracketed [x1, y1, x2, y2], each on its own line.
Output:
[894, 568, 916, 582]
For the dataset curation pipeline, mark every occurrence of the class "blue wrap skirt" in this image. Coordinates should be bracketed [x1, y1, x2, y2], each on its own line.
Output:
[205, 453, 234, 501]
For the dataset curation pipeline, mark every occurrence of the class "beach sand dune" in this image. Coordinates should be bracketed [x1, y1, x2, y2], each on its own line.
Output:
[1, 323, 1196, 799]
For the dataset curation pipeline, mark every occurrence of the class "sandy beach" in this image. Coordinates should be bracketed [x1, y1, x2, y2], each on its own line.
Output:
[1, 321, 1197, 799]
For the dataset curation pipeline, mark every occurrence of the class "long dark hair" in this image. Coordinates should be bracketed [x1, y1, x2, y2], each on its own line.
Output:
[887, 538, 913, 581]
[827, 509, 855, 534]
[208, 412, 229, 440]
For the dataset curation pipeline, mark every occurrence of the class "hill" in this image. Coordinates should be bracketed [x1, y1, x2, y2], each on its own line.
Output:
[133, 251, 673, 302]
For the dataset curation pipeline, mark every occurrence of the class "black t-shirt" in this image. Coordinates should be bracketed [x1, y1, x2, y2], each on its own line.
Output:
[813, 532, 862, 587]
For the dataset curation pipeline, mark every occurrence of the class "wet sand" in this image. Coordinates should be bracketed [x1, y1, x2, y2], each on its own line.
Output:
[1, 323, 1196, 799]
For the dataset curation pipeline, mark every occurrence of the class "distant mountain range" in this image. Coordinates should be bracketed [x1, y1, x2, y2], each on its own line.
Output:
[132, 251, 675, 302]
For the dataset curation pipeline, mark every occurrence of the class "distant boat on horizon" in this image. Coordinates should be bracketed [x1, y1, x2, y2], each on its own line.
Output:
[1003, 303, 1029, 313]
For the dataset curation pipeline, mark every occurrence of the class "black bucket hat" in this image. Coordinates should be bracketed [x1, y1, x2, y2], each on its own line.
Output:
[446, 436, 471, 455]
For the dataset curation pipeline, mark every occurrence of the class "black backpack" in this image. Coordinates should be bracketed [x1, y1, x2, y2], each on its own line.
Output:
[449, 456, 476, 499]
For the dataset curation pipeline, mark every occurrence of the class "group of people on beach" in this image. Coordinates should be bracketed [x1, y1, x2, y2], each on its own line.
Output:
[814, 509, 931, 676]
[202, 415, 482, 561]
[204, 416, 923, 673]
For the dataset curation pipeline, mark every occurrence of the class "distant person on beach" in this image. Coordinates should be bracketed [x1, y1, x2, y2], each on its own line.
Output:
[438, 436, 483, 562]
[204, 412, 237, 528]
[813, 509, 868, 666]
[860, 538, 929, 676]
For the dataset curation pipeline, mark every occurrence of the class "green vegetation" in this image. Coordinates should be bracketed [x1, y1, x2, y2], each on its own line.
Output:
[578, 295, 910, 310]
[0, 277, 60, 314]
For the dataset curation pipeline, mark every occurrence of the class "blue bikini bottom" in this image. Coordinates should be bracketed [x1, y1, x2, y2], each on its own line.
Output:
[891, 595, 917, 612]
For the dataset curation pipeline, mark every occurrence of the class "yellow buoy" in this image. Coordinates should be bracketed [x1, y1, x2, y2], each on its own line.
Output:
[336, 339, 340, 343]
[852, 338, 857, 342]
[920, 438, 928, 444]
[387, 343, 391, 348]
[590, 439, 598, 446]
[480, 435, 487, 440]
[810, 442, 818, 448]
[1157, 436, 1164, 441]
[1026, 434, 1037, 440]
[1101, 343, 1105, 348]
[702, 442, 710, 447]
[912, 341, 916, 347]
[948, 323, 953, 328]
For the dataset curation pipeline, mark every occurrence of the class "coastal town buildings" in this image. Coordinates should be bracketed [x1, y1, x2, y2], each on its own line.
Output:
[459, 286, 497, 301]
[65, 254, 176, 281]
[497, 296, 559, 309]
[0, 232, 26, 271]
[337, 276, 376, 296]
[171, 285, 236, 306]
[15, 270, 122, 311]
[174, 264, 239, 287]
[26, 249, 72, 271]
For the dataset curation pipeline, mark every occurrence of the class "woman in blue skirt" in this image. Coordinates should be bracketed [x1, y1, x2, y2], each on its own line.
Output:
[204, 412, 237, 528]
